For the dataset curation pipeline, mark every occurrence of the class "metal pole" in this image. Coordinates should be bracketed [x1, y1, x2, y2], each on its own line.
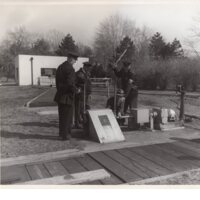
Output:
[113, 79, 117, 116]
[83, 83, 86, 113]
[107, 80, 110, 98]
[179, 90, 185, 121]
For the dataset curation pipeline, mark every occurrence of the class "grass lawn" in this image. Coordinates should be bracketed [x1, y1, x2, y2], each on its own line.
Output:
[1, 85, 200, 158]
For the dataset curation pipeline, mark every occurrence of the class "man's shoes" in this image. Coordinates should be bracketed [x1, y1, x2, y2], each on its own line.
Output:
[74, 123, 83, 129]
[62, 135, 72, 141]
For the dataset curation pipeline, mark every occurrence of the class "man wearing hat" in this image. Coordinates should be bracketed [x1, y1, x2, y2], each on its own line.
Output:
[54, 51, 79, 140]
[74, 61, 92, 128]
[113, 61, 138, 113]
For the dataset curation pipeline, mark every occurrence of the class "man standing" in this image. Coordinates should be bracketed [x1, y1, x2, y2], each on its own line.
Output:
[113, 61, 138, 113]
[54, 52, 79, 140]
[75, 61, 92, 128]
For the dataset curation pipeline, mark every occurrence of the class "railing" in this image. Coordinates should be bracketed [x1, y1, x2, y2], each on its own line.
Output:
[90, 78, 112, 97]
[37, 77, 112, 97]
[38, 76, 55, 86]
[90, 78, 111, 85]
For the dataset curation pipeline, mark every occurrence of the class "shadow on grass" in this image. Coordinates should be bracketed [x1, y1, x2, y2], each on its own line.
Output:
[191, 138, 200, 143]
[16, 122, 58, 128]
[177, 155, 200, 161]
[0, 130, 60, 140]
[170, 137, 200, 144]
[170, 137, 190, 141]
[169, 137, 200, 161]
[1, 129, 88, 141]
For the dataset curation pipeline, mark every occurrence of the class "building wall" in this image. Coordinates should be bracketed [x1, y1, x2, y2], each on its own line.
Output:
[15, 54, 88, 85]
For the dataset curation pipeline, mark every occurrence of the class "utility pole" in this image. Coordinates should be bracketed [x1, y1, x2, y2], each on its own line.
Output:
[30, 57, 34, 86]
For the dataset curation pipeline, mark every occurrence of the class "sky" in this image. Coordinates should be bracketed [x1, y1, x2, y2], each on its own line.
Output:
[0, 0, 200, 51]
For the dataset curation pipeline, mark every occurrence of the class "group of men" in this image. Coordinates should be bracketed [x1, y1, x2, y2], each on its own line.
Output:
[54, 51, 138, 141]
[54, 52, 92, 141]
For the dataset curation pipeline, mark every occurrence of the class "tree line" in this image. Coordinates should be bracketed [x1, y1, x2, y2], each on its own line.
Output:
[0, 13, 199, 91]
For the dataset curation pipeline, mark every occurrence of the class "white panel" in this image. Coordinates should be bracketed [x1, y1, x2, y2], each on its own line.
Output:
[131, 108, 150, 123]
[88, 109, 125, 144]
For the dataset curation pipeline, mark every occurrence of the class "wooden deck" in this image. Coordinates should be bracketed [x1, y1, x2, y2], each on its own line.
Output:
[1, 138, 200, 185]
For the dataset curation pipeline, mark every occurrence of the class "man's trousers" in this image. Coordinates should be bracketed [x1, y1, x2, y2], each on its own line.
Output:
[58, 103, 73, 139]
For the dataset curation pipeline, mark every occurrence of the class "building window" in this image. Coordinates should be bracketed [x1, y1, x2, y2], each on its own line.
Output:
[41, 68, 56, 77]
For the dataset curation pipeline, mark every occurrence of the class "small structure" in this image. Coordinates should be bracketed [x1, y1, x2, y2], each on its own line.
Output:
[15, 54, 88, 86]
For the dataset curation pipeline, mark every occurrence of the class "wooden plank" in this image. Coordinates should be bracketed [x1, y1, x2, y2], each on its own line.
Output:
[131, 146, 186, 172]
[77, 154, 123, 185]
[1, 149, 79, 167]
[184, 139, 200, 148]
[44, 161, 71, 177]
[116, 149, 158, 178]
[165, 143, 200, 166]
[60, 158, 87, 173]
[174, 141, 200, 155]
[170, 142, 200, 158]
[146, 145, 198, 170]
[155, 143, 200, 168]
[17, 169, 110, 185]
[118, 148, 172, 176]
[155, 143, 187, 157]
[1, 165, 31, 184]
[26, 164, 51, 180]
[104, 150, 151, 179]
[61, 158, 101, 185]
[89, 151, 141, 182]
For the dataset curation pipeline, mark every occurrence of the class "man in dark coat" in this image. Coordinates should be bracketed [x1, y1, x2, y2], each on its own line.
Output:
[113, 61, 138, 113]
[54, 51, 79, 140]
[75, 61, 92, 128]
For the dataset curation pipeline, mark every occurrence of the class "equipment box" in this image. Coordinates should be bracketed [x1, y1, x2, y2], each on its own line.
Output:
[128, 108, 150, 129]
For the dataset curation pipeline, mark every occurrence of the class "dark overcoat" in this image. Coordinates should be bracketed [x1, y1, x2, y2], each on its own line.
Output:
[54, 61, 76, 106]
[113, 68, 137, 95]
[75, 68, 91, 96]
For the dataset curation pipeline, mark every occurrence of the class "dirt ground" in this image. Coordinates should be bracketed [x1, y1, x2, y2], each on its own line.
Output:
[0, 86, 200, 158]
[140, 169, 200, 185]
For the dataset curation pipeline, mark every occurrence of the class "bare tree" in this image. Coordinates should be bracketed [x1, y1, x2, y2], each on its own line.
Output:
[94, 13, 136, 65]
[77, 42, 93, 57]
[0, 26, 35, 79]
[93, 13, 151, 67]
[45, 29, 65, 53]
[184, 13, 200, 57]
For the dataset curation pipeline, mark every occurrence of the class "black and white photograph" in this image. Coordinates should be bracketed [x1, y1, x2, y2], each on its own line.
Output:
[0, 0, 200, 188]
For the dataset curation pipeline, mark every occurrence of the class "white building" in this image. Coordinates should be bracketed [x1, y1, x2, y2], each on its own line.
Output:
[15, 54, 88, 86]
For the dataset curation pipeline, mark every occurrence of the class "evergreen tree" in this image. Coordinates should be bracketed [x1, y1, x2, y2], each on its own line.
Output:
[149, 33, 184, 60]
[55, 34, 78, 56]
[115, 36, 135, 63]
[31, 38, 50, 55]
[149, 32, 166, 60]
[170, 38, 184, 57]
